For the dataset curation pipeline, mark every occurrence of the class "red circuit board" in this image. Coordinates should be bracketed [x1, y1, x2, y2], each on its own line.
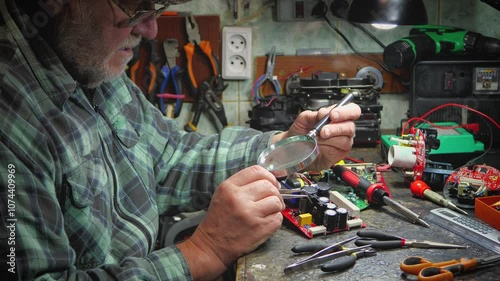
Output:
[446, 164, 500, 192]
[282, 207, 353, 238]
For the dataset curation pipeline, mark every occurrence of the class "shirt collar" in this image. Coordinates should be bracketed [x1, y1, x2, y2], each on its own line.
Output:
[2, 0, 77, 109]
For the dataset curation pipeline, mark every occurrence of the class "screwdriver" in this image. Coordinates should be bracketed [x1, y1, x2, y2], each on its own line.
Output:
[410, 180, 468, 215]
[332, 165, 430, 228]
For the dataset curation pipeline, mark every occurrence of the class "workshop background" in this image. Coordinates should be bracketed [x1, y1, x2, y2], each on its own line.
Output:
[156, 0, 500, 135]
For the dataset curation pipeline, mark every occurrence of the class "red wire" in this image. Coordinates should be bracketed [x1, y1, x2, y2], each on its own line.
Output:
[402, 103, 500, 135]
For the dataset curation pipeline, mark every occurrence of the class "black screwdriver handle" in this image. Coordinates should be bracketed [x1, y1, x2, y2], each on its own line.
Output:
[357, 230, 403, 240]
[291, 243, 328, 253]
[321, 254, 357, 272]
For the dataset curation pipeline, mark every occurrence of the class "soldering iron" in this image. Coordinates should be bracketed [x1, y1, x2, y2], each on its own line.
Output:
[383, 25, 500, 69]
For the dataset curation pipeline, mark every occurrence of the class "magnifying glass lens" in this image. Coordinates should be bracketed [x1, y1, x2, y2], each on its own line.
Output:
[258, 139, 316, 171]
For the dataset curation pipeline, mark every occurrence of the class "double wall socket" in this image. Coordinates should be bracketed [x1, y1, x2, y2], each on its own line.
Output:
[222, 26, 252, 80]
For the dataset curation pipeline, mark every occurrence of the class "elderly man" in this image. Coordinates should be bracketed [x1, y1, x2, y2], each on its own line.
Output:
[0, 0, 360, 280]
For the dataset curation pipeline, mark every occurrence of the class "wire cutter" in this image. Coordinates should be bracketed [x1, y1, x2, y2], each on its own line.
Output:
[284, 236, 374, 273]
[400, 254, 500, 281]
[183, 14, 228, 132]
[253, 46, 282, 103]
[157, 38, 184, 118]
[354, 230, 467, 250]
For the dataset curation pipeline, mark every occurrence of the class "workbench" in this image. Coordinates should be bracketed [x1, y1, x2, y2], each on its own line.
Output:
[236, 146, 500, 281]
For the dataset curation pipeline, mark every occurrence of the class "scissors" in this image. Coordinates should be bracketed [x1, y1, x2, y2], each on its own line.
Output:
[354, 230, 467, 249]
[253, 46, 282, 103]
[284, 236, 374, 273]
[400, 255, 500, 281]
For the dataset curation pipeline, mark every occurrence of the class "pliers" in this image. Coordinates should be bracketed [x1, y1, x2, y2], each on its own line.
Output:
[284, 236, 375, 273]
[354, 230, 467, 249]
[253, 46, 282, 103]
[157, 38, 184, 118]
[183, 14, 228, 132]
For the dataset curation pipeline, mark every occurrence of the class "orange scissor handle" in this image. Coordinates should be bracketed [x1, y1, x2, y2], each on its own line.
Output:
[400, 256, 459, 275]
[418, 258, 478, 281]
[198, 40, 218, 75]
[183, 43, 197, 89]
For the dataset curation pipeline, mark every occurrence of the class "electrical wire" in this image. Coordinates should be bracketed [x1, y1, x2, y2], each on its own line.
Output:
[322, 15, 409, 86]
[402, 103, 499, 169]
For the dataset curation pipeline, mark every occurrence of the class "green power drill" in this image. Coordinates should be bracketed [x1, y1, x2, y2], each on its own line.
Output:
[383, 25, 500, 69]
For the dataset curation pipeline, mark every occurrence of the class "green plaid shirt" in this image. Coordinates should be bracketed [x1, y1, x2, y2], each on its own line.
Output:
[0, 0, 274, 279]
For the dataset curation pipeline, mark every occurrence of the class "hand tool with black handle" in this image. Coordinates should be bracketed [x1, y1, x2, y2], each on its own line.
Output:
[331, 165, 430, 228]
[321, 249, 377, 272]
[355, 230, 466, 250]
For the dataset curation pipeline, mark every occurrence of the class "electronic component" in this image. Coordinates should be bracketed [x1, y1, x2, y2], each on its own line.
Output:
[426, 208, 500, 254]
[329, 190, 361, 218]
[444, 164, 500, 209]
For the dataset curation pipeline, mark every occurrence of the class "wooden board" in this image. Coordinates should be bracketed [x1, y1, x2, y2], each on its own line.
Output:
[255, 54, 410, 96]
[134, 15, 221, 102]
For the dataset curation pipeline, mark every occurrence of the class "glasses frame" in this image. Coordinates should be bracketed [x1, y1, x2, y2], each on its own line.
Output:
[111, 0, 169, 27]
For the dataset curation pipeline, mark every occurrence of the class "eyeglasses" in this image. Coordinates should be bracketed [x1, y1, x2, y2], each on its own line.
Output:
[110, 0, 169, 27]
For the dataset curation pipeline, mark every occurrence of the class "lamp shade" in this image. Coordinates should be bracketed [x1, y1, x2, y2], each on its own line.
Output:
[347, 0, 428, 25]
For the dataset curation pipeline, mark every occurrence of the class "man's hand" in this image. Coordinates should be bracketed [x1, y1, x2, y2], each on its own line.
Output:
[272, 102, 361, 171]
[177, 165, 285, 281]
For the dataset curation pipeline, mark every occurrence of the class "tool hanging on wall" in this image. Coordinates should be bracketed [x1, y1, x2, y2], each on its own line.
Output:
[157, 38, 184, 118]
[183, 14, 229, 132]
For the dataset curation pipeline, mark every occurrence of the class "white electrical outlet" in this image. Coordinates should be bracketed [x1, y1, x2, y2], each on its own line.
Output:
[222, 26, 252, 80]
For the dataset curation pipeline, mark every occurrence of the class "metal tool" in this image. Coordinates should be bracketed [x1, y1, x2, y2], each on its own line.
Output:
[355, 230, 467, 250]
[257, 93, 354, 179]
[142, 39, 161, 105]
[157, 38, 184, 118]
[183, 14, 228, 132]
[400, 255, 500, 281]
[253, 46, 282, 103]
[410, 180, 468, 215]
[284, 245, 372, 273]
[331, 164, 431, 228]
[279, 188, 311, 200]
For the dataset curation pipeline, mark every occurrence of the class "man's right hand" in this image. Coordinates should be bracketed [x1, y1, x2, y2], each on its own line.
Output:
[177, 165, 285, 281]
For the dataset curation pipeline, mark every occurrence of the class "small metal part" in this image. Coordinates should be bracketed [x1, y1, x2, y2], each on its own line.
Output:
[355, 66, 384, 88]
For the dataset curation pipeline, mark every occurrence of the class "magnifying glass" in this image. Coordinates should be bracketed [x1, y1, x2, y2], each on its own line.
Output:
[257, 93, 355, 178]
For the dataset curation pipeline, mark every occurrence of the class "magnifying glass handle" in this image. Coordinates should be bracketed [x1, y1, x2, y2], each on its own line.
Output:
[308, 93, 355, 138]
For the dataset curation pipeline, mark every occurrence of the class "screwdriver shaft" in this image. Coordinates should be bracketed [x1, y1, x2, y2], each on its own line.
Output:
[382, 196, 430, 228]
[423, 189, 468, 215]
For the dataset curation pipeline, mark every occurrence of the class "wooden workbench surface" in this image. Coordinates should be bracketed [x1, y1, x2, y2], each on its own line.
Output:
[236, 146, 499, 281]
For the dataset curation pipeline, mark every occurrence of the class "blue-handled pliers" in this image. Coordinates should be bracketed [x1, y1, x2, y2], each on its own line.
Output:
[157, 38, 183, 118]
[253, 46, 282, 103]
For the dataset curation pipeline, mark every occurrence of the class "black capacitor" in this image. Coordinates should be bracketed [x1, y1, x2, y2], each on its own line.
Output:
[324, 209, 338, 232]
[298, 185, 319, 214]
[337, 207, 348, 230]
[316, 182, 332, 198]
[303, 185, 318, 195]
[326, 203, 337, 211]
[312, 197, 330, 225]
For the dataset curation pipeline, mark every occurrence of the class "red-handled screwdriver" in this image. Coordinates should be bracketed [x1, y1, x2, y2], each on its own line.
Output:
[332, 165, 430, 228]
[410, 180, 468, 215]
